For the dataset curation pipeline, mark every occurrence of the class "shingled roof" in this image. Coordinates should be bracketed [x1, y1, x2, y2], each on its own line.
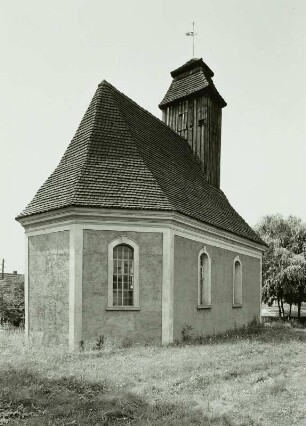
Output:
[159, 58, 226, 108]
[17, 80, 263, 245]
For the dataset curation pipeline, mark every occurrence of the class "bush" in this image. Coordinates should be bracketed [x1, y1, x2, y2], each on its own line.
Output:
[93, 335, 105, 350]
[0, 278, 24, 327]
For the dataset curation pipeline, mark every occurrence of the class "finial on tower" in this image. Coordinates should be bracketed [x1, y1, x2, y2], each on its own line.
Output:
[186, 22, 196, 58]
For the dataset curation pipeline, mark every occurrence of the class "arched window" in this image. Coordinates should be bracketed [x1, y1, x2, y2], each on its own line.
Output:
[198, 247, 211, 307]
[233, 256, 242, 306]
[113, 244, 134, 306]
[107, 237, 139, 309]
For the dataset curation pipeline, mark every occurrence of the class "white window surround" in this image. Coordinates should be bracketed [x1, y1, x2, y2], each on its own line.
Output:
[233, 255, 242, 307]
[197, 246, 212, 309]
[107, 236, 140, 310]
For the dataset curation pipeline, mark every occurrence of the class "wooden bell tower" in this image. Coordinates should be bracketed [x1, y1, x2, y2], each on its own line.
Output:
[159, 58, 226, 189]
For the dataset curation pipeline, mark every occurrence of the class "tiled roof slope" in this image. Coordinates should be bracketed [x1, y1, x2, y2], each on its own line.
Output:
[159, 58, 226, 108]
[18, 83, 172, 217]
[17, 81, 263, 245]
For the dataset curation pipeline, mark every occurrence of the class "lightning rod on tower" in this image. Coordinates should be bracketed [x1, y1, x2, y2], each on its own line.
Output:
[186, 22, 196, 58]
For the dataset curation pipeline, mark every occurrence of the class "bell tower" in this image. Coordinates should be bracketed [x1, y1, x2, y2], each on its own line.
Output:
[159, 58, 226, 188]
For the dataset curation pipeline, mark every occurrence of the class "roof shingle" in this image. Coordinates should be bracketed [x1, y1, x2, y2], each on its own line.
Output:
[159, 58, 226, 108]
[17, 80, 263, 245]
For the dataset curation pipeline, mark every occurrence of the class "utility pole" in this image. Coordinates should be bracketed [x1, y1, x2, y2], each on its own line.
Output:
[1, 259, 4, 280]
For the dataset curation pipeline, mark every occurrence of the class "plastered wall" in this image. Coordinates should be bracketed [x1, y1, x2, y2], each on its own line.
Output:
[28, 231, 69, 343]
[173, 235, 261, 341]
[82, 230, 163, 344]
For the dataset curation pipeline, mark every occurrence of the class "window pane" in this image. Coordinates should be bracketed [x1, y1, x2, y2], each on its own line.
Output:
[117, 275, 122, 290]
[114, 247, 118, 259]
[129, 248, 134, 260]
[112, 244, 134, 307]
[129, 276, 134, 290]
[128, 291, 133, 305]
[117, 246, 123, 258]
[199, 253, 210, 305]
[234, 261, 242, 304]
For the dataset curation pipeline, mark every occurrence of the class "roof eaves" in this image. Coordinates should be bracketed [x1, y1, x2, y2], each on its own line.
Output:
[159, 85, 226, 109]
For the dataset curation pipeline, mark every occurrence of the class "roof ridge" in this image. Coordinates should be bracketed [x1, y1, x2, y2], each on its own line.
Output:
[70, 86, 102, 206]
[110, 87, 234, 218]
[99, 80, 196, 145]
[108, 83, 176, 211]
[99, 80, 225, 197]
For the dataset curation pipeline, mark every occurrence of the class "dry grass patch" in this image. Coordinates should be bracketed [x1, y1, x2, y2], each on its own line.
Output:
[0, 323, 305, 425]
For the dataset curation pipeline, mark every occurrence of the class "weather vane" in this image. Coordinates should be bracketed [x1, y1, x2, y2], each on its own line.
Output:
[186, 22, 196, 58]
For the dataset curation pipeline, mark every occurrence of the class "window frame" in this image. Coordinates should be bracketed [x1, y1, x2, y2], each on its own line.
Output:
[197, 246, 212, 309]
[233, 255, 242, 307]
[107, 237, 139, 311]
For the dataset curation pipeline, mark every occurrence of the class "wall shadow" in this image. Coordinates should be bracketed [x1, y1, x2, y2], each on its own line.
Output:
[0, 368, 234, 425]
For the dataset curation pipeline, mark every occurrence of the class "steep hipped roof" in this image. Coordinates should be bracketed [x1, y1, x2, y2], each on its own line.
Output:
[159, 58, 226, 108]
[17, 80, 262, 245]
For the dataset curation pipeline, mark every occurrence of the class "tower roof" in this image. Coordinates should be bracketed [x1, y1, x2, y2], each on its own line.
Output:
[17, 80, 262, 245]
[159, 58, 226, 108]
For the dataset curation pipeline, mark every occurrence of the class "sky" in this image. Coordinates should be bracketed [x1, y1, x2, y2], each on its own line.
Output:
[0, 0, 305, 273]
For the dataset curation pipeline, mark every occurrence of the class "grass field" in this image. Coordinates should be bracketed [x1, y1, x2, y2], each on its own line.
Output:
[0, 322, 305, 425]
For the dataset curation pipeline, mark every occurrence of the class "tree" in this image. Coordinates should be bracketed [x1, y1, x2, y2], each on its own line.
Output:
[279, 253, 305, 318]
[0, 276, 24, 326]
[255, 214, 306, 319]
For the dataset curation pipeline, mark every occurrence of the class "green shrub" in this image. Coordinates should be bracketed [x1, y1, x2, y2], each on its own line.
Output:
[0, 278, 24, 327]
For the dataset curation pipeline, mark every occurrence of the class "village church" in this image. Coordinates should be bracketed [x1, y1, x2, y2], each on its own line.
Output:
[17, 58, 266, 349]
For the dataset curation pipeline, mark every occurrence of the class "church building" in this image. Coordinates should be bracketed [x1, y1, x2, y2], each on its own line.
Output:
[17, 58, 265, 349]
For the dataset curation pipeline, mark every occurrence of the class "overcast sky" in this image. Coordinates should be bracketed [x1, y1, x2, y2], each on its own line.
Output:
[1, 0, 305, 273]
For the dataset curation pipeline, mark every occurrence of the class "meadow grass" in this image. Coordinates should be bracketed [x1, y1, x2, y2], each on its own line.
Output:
[0, 323, 305, 425]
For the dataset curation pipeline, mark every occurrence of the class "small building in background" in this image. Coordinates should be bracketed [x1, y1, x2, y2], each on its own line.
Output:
[0, 271, 23, 281]
[16, 58, 266, 349]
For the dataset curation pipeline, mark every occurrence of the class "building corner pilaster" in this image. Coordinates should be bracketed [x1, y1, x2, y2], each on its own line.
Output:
[24, 235, 29, 345]
[162, 228, 174, 344]
[69, 224, 83, 351]
[259, 254, 263, 323]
